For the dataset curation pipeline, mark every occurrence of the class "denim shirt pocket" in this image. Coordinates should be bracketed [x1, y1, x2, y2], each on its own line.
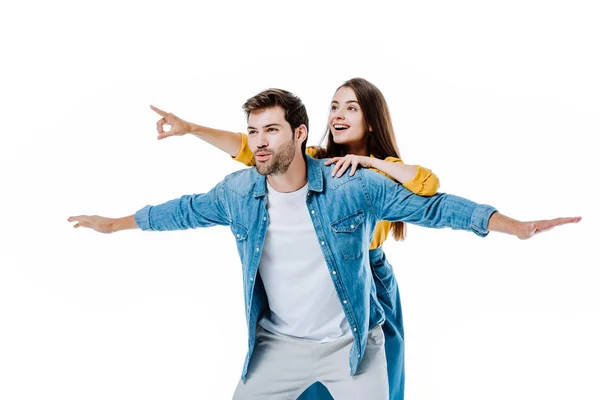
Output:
[230, 221, 249, 260]
[330, 210, 365, 260]
[231, 221, 249, 240]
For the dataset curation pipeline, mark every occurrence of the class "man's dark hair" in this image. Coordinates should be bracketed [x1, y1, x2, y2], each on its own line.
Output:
[243, 89, 309, 154]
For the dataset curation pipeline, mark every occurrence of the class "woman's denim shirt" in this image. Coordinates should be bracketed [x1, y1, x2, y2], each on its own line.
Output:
[134, 156, 496, 380]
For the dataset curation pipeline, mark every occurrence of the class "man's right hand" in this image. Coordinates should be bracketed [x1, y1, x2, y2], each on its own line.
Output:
[150, 105, 191, 140]
[67, 215, 138, 234]
[68, 215, 115, 233]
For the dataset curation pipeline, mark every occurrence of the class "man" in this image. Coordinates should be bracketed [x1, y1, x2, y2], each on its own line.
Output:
[69, 89, 579, 399]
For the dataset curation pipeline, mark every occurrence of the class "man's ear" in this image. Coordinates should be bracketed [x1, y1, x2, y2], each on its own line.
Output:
[296, 124, 308, 143]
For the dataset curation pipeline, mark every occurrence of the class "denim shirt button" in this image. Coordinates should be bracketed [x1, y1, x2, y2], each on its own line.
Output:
[250, 277, 253, 281]
[255, 248, 259, 252]
[311, 210, 315, 214]
[321, 241, 325, 245]
[354, 328, 357, 332]
[343, 300, 347, 304]
[263, 217, 267, 221]
[332, 270, 337, 275]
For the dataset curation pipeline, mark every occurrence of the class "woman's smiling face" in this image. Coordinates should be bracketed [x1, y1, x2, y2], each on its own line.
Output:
[329, 86, 369, 147]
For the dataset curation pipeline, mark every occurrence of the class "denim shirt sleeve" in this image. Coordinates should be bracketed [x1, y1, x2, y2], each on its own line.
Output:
[360, 169, 497, 237]
[134, 181, 230, 231]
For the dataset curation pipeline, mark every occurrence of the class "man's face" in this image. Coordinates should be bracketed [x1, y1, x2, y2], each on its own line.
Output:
[247, 106, 297, 176]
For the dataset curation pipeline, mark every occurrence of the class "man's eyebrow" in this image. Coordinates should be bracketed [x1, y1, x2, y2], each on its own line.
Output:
[247, 123, 283, 131]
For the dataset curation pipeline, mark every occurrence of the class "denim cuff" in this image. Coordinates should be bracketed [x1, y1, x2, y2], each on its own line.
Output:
[469, 204, 497, 237]
[134, 205, 153, 231]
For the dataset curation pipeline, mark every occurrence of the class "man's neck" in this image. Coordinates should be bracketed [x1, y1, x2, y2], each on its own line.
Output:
[266, 154, 308, 193]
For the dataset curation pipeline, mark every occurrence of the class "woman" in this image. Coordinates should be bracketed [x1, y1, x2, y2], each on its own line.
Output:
[151, 78, 440, 400]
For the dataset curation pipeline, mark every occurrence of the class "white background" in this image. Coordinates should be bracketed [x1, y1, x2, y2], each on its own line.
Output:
[1, 1, 598, 399]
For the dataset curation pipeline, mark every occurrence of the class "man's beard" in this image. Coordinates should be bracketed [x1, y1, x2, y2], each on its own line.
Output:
[255, 138, 296, 176]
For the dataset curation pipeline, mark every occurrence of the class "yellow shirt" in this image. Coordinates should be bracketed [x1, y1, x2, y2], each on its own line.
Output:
[233, 134, 440, 249]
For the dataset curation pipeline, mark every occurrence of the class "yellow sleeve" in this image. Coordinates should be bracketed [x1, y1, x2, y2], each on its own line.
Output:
[231, 133, 256, 167]
[383, 156, 440, 196]
[306, 146, 324, 159]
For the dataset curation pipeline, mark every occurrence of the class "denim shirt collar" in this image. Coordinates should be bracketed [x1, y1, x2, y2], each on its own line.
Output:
[252, 155, 324, 198]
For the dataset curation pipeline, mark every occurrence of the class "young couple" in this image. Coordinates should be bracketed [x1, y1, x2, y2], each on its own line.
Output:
[69, 78, 580, 400]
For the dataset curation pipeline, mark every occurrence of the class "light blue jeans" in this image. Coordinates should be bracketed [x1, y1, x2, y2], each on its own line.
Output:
[297, 248, 404, 400]
[234, 325, 388, 399]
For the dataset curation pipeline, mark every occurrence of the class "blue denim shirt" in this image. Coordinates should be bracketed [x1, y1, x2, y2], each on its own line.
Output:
[134, 156, 496, 380]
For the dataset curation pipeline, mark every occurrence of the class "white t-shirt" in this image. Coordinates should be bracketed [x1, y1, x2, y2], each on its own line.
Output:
[258, 182, 350, 342]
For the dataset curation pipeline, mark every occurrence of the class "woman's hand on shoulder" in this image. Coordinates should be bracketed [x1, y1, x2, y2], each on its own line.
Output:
[325, 155, 373, 178]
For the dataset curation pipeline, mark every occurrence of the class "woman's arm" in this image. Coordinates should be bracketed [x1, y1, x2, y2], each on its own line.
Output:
[150, 105, 244, 159]
[325, 155, 440, 196]
[186, 125, 243, 158]
[373, 157, 440, 196]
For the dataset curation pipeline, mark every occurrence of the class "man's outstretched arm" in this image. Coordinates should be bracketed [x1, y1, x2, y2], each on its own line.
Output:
[68, 182, 230, 234]
[361, 168, 581, 240]
[67, 215, 137, 234]
[487, 213, 581, 240]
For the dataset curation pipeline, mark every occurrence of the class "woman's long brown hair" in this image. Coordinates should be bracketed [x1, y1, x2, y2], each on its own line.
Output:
[314, 78, 407, 241]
